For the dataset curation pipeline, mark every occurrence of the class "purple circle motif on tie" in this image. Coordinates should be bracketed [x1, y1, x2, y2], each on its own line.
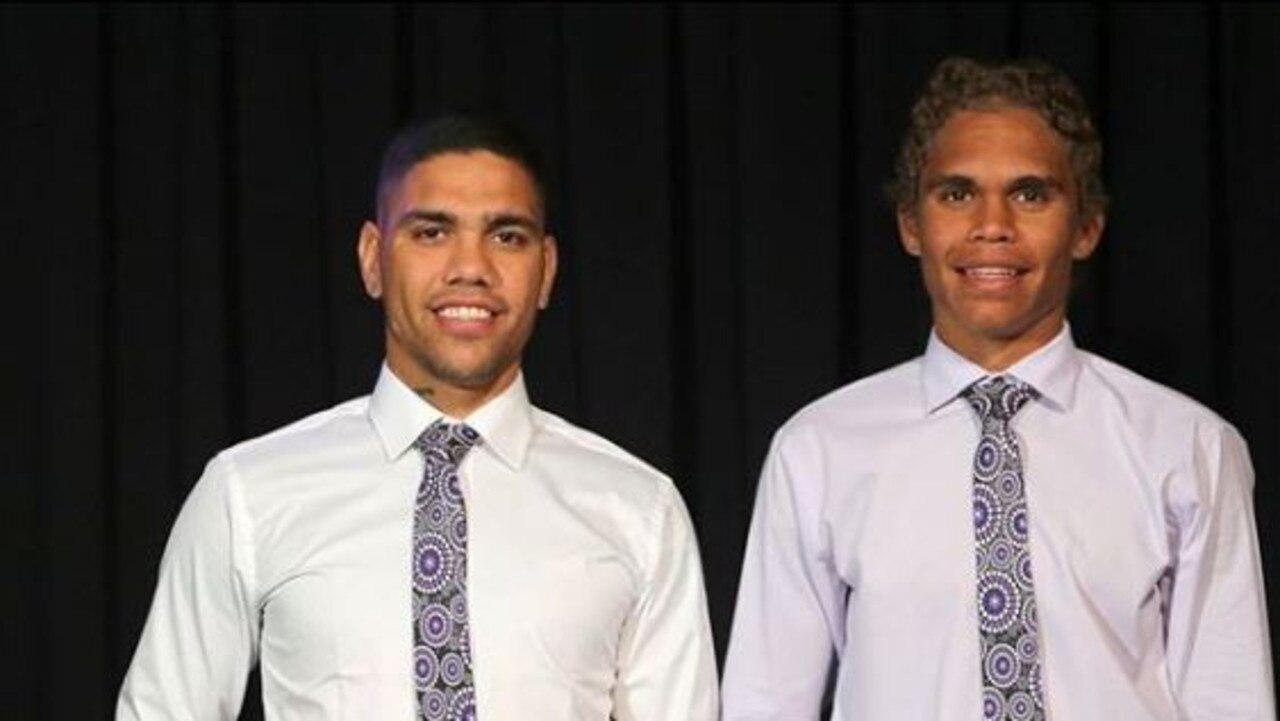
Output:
[449, 592, 468, 622]
[994, 471, 1023, 502]
[973, 486, 1000, 545]
[984, 643, 1020, 688]
[963, 376, 1044, 720]
[983, 688, 1004, 720]
[422, 688, 448, 720]
[415, 645, 440, 690]
[975, 438, 1000, 480]
[440, 652, 466, 686]
[412, 420, 482, 721]
[978, 572, 1020, 634]
[425, 500, 449, 530]
[987, 539, 1015, 570]
[443, 470, 466, 505]
[451, 688, 477, 721]
[420, 603, 452, 647]
[1016, 633, 1038, 663]
[970, 392, 994, 418]
[448, 512, 468, 552]
[1014, 548, 1035, 588]
[1021, 596, 1038, 633]
[415, 533, 454, 594]
[1007, 691, 1037, 721]
[1006, 504, 1030, 544]
[456, 424, 481, 445]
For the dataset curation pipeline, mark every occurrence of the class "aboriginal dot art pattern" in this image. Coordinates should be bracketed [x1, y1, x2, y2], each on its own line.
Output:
[412, 421, 482, 721]
[962, 376, 1044, 721]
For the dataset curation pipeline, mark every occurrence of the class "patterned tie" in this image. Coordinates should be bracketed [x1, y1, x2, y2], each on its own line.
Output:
[412, 420, 483, 721]
[962, 376, 1044, 721]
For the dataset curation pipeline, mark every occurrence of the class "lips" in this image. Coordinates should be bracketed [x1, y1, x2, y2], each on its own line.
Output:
[430, 297, 504, 337]
[961, 266, 1024, 279]
[436, 305, 494, 320]
[951, 261, 1032, 295]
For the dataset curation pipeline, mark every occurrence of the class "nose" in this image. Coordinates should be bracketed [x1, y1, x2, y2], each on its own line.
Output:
[443, 233, 496, 287]
[969, 196, 1014, 243]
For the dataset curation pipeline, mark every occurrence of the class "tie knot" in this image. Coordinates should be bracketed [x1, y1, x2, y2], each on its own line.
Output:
[962, 375, 1037, 423]
[414, 419, 482, 465]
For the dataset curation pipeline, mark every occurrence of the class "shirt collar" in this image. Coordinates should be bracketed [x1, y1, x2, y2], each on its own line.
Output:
[368, 363, 535, 470]
[921, 322, 1082, 415]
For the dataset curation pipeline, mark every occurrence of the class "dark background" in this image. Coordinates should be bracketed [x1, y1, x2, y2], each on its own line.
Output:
[3, 3, 1278, 718]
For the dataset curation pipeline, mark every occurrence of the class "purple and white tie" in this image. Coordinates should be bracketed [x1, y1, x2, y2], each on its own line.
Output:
[412, 420, 482, 721]
[963, 376, 1044, 721]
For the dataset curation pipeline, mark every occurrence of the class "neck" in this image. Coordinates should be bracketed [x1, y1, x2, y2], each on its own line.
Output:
[386, 359, 519, 419]
[412, 382, 506, 419]
[936, 317, 1065, 373]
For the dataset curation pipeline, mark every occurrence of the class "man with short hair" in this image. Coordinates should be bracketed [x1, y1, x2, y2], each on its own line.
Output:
[118, 115, 718, 720]
[721, 57, 1275, 719]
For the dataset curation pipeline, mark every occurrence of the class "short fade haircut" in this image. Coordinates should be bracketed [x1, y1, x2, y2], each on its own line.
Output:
[887, 56, 1108, 218]
[375, 114, 549, 226]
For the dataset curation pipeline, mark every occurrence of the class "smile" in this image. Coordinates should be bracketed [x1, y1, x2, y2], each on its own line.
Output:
[436, 306, 494, 320]
[961, 266, 1025, 279]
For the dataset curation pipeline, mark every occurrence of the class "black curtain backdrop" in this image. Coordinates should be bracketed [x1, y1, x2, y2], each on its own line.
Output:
[3, 3, 1278, 718]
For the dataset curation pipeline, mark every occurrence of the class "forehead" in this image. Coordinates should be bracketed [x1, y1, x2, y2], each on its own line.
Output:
[389, 150, 542, 218]
[924, 106, 1073, 180]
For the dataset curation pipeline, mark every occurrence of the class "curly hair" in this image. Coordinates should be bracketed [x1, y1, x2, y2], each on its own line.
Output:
[887, 57, 1108, 218]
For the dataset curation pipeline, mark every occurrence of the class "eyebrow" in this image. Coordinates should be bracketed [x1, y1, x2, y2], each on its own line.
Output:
[924, 175, 977, 193]
[484, 212, 543, 234]
[1007, 175, 1066, 193]
[393, 209, 455, 230]
[391, 209, 544, 234]
[923, 174, 1067, 194]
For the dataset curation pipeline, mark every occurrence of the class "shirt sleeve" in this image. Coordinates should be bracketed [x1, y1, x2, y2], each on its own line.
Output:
[1165, 422, 1276, 719]
[721, 429, 844, 719]
[117, 455, 259, 720]
[611, 480, 719, 721]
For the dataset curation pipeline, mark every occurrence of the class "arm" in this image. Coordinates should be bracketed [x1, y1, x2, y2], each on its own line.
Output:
[1166, 423, 1276, 719]
[117, 456, 258, 720]
[720, 432, 844, 720]
[612, 481, 719, 721]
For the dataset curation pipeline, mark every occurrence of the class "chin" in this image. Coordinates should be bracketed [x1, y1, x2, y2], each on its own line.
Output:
[425, 355, 515, 390]
[432, 367, 501, 390]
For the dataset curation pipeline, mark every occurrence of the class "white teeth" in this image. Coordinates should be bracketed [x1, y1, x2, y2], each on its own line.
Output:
[965, 267, 1018, 278]
[437, 306, 493, 320]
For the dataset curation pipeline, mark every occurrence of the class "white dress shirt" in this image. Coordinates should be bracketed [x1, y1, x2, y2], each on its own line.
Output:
[118, 365, 718, 720]
[722, 326, 1275, 720]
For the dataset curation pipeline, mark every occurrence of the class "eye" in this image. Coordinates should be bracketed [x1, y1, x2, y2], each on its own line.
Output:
[409, 224, 447, 243]
[493, 228, 531, 247]
[1011, 183, 1053, 205]
[937, 186, 973, 204]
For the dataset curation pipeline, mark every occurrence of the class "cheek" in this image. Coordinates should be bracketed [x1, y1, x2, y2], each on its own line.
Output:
[385, 255, 436, 296]
[502, 259, 549, 308]
[916, 239, 958, 284]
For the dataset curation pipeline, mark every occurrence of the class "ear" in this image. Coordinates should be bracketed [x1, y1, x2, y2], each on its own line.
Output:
[897, 207, 923, 257]
[1071, 212, 1105, 260]
[357, 221, 384, 299]
[538, 235, 558, 310]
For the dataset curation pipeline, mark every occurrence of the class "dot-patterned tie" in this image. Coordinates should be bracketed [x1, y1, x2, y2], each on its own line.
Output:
[962, 376, 1044, 721]
[411, 420, 482, 721]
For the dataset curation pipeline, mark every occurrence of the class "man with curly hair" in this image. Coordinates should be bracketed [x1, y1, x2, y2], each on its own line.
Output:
[722, 57, 1274, 720]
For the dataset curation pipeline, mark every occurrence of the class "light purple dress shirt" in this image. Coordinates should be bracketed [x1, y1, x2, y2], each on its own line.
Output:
[722, 326, 1275, 720]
